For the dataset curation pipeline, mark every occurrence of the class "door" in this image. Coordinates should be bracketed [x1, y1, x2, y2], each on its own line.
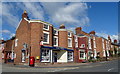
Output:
[53, 52, 57, 62]
[22, 50, 26, 62]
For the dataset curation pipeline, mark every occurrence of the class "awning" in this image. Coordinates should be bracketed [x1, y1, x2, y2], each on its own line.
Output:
[41, 46, 73, 51]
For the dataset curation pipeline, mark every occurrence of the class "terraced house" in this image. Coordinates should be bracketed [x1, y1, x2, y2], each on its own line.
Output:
[2, 11, 119, 64]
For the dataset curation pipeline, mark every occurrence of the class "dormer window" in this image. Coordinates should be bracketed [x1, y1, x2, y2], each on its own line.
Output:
[68, 32, 71, 37]
[43, 24, 49, 30]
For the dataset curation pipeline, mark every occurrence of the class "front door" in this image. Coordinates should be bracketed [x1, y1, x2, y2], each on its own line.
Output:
[22, 50, 26, 62]
[53, 52, 57, 62]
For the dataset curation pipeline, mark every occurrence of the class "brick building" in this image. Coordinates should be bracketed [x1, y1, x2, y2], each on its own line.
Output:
[74, 27, 93, 62]
[6, 10, 118, 64]
[14, 11, 74, 64]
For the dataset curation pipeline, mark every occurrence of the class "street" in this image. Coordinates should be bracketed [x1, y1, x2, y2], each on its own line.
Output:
[1, 59, 119, 72]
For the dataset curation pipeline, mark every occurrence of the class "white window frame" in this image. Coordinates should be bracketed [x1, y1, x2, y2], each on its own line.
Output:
[41, 49, 50, 62]
[88, 38, 92, 49]
[43, 24, 49, 31]
[68, 38, 72, 47]
[93, 37, 95, 40]
[103, 50, 106, 57]
[67, 51, 73, 62]
[93, 41, 96, 48]
[79, 50, 85, 59]
[80, 44, 85, 48]
[15, 39, 18, 47]
[43, 31, 49, 44]
[53, 36, 58, 46]
[53, 29, 58, 35]
[68, 32, 72, 37]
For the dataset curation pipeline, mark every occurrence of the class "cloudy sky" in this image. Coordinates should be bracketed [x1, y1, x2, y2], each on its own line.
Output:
[0, 2, 118, 42]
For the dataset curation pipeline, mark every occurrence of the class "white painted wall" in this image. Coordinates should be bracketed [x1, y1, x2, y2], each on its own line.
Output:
[57, 50, 67, 62]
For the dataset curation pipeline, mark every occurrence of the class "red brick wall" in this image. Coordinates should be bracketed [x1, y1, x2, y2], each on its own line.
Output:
[14, 18, 30, 64]
[58, 31, 68, 48]
[30, 22, 43, 62]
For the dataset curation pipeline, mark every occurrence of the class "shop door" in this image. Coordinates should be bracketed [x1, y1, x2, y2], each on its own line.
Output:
[53, 52, 57, 62]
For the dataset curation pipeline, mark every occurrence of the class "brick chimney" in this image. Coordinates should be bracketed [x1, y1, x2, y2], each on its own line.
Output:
[89, 31, 96, 35]
[114, 39, 117, 43]
[59, 24, 65, 29]
[75, 27, 82, 35]
[108, 35, 111, 42]
[22, 10, 29, 19]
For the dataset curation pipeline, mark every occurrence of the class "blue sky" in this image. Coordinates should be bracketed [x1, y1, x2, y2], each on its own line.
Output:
[1, 2, 118, 42]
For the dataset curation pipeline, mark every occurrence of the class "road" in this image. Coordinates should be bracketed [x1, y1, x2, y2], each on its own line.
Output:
[1, 59, 119, 72]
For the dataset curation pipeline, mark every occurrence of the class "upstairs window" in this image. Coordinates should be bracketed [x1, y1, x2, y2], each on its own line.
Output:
[43, 32, 49, 44]
[43, 24, 49, 30]
[80, 44, 85, 48]
[68, 38, 72, 47]
[54, 37, 58, 46]
[68, 32, 71, 37]
[15, 39, 18, 47]
[53, 30, 58, 35]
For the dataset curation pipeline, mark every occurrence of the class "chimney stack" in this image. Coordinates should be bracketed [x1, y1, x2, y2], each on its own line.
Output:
[75, 27, 82, 35]
[114, 39, 117, 43]
[89, 31, 96, 35]
[22, 10, 29, 19]
[59, 24, 65, 29]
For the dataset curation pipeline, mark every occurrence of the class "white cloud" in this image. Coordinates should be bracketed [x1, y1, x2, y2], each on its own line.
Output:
[21, 2, 44, 20]
[10, 33, 15, 38]
[2, 2, 89, 39]
[1, 30, 11, 34]
[2, 3, 20, 28]
[96, 32, 118, 42]
[40, 2, 89, 27]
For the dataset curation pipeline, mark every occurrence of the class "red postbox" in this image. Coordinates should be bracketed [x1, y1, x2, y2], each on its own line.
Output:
[29, 56, 35, 67]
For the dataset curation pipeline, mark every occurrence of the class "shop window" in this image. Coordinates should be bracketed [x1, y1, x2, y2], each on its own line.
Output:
[68, 51, 73, 61]
[41, 49, 50, 62]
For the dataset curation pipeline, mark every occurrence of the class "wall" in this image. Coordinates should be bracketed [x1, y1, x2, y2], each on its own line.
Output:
[57, 50, 67, 62]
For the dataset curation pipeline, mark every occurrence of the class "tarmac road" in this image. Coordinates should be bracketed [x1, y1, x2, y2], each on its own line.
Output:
[1, 59, 119, 72]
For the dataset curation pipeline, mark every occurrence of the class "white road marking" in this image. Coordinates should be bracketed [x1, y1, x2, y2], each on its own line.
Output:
[48, 67, 79, 72]
[108, 68, 114, 71]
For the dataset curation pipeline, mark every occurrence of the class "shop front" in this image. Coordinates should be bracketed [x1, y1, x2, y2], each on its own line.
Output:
[40, 46, 74, 63]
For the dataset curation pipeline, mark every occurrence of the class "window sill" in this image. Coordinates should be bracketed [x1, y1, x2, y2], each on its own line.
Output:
[43, 28, 49, 31]
[43, 42, 49, 44]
